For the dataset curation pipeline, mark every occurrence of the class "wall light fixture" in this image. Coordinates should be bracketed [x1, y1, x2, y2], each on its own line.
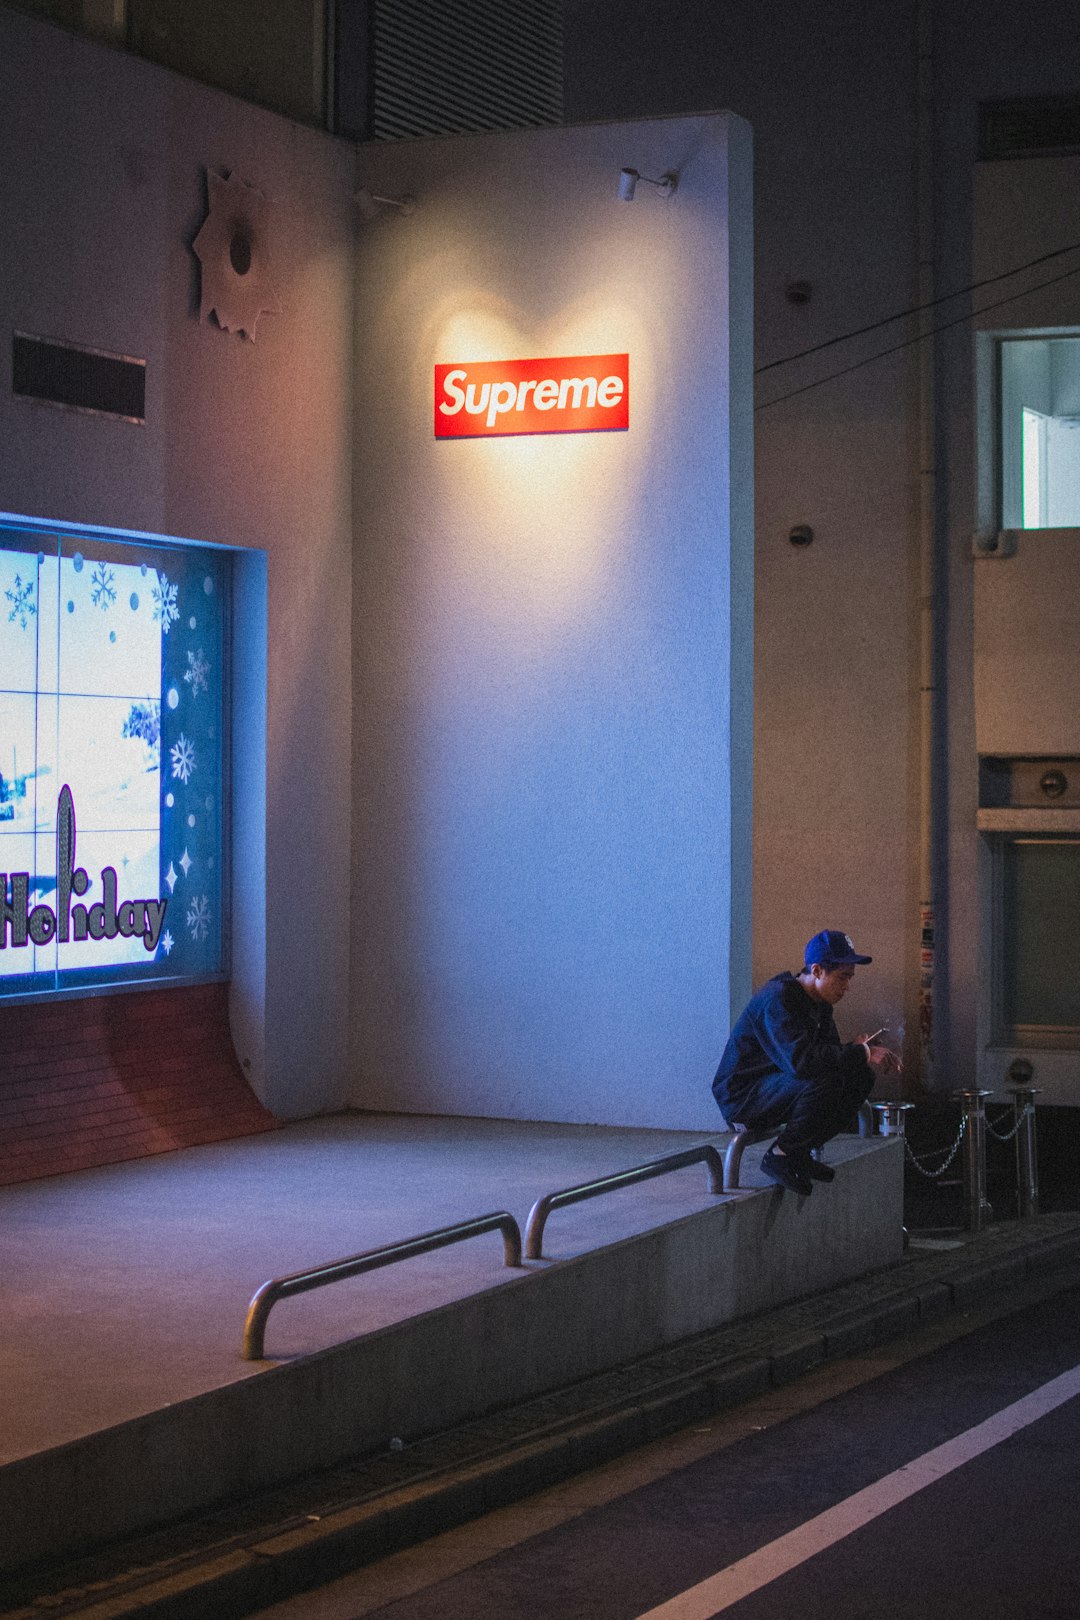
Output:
[618, 167, 677, 202]
[354, 187, 417, 222]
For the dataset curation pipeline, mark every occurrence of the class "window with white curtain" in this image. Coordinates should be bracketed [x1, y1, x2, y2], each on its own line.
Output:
[1001, 337, 1080, 529]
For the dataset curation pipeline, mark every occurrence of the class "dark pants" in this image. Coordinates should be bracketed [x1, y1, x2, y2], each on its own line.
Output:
[725, 1067, 874, 1155]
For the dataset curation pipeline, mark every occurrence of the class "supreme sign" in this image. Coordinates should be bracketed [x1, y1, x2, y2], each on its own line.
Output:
[434, 354, 629, 439]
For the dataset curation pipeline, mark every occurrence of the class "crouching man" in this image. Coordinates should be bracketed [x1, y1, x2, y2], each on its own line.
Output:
[712, 930, 901, 1196]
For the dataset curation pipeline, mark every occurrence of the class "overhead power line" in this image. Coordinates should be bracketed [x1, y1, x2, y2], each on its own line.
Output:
[755, 239, 1080, 377]
[755, 260, 1080, 413]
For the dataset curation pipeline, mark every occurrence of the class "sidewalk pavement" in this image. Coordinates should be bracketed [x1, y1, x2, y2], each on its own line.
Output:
[4, 1210, 1080, 1620]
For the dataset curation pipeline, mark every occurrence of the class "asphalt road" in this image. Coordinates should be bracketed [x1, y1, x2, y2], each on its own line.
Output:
[255, 1280, 1080, 1620]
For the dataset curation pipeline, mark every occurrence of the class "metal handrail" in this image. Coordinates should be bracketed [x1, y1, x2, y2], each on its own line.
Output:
[524, 1144, 724, 1261]
[243, 1210, 523, 1360]
[721, 1103, 875, 1190]
[722, 1125, 772, 1190]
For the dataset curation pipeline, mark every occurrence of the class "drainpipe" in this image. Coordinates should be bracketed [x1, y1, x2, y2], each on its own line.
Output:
[916, 0, 937, 1091]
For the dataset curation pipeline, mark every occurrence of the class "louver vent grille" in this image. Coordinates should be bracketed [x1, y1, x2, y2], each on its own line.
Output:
[372, 0, 562, 140]
[980, 97, 1080, 160]
[13, 333, 146, 421]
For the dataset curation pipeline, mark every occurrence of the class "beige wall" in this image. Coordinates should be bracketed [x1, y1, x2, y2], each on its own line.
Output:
[971, 155, 1080, 1106]
[560, 0, 1080, 1095]
[0, 8, 355, 1117]
[973, 156, 1080, 759]
[562, 0, 922, 1072]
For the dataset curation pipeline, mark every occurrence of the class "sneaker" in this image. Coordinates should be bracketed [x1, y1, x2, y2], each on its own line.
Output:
[760, 1145, 813, 1196]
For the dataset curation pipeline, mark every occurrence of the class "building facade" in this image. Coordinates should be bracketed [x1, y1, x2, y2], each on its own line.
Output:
[565, 0, 1080, 1102]
[3, 0, 1080, 1136]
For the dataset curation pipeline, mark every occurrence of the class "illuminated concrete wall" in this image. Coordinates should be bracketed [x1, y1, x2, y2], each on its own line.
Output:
[351, 114, 753, 1128]
[0, 8, 354, 1118]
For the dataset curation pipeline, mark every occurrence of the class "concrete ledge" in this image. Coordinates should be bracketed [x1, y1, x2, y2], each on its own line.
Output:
[6, 1211, 1080, 1620]
[0, 1137, 901, 1573]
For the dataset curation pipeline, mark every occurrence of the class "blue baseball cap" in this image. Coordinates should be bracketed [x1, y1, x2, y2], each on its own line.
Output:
[804, 929, 872, 968]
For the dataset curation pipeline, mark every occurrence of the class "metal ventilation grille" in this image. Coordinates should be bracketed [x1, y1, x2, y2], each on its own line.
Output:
[980, 97, 1080, 160]
[372, 0, 562, 140]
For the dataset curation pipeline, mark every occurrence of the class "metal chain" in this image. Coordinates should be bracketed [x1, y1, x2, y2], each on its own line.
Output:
[904, 1114, 967, 1179]
[986, 1103, 1033, 1143]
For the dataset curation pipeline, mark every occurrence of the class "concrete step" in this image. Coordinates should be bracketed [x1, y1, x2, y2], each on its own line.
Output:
[3, 1211, 1079, 1620]
[1, 1135, 901, 1580]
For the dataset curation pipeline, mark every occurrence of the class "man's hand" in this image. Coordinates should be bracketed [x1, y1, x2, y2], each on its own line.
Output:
[864, 1042, 902, 1078]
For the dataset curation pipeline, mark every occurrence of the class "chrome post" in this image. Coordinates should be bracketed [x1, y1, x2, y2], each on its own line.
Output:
[1006, 1082, 1040, 1219]
[872, 1101, 915, 1138]
[722, 1127, 770, 1193]
[957, 1089, 992, 1232]
[871, 1101, 914, 1249]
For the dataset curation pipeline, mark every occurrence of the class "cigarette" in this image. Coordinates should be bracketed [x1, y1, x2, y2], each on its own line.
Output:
[866, 1027, 886, 1044]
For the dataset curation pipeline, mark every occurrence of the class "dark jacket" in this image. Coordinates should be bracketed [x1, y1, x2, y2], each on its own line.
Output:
[712, 972, 870, 1121]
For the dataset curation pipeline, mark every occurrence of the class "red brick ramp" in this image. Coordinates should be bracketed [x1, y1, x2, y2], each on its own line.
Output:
[0, 982, 279, 1185]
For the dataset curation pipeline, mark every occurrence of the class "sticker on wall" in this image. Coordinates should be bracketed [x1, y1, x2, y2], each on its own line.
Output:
[192, 170, 281, 341]
[0, 786, 167, 955]
[434, 354, 630, 439]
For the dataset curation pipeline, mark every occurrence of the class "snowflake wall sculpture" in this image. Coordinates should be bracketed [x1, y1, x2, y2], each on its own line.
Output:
[192, 170, 281, 341]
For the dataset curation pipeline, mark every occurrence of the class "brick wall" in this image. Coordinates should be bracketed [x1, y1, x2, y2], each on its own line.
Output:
[0, 983, 279, 1185]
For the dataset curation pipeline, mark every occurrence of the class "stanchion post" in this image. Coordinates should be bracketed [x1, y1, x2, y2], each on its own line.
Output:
[956, 1089, 992, 1232]
[1005, 1083, 1040, 1219]
[872, 1102, 915, 1251]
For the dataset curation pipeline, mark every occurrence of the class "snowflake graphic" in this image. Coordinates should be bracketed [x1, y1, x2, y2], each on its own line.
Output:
[183, 648, 210, 699]
[90, 561, 117, 610]
[160, 928, 174, 956]
[187, 895, 211, 943]
[152, 573, 180, 634]
[123, 699, 160, 746]
[170, 734, 195, 783]
[5, 573, 36, 630]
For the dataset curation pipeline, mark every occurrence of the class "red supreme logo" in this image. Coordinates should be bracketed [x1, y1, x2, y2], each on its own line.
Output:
[434, 354, 629, 439]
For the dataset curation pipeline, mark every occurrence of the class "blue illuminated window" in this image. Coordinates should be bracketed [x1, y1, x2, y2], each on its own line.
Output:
[0, 522, 228, 998]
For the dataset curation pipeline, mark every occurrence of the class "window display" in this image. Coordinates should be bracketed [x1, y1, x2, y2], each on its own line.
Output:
[0, 524, 227, 997]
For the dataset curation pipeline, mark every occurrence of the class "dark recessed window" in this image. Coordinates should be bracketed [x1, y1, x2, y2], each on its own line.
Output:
[980, 97, 1080, 161]
[13, 333, 146, 423]
[995, 836, 1080, 1044]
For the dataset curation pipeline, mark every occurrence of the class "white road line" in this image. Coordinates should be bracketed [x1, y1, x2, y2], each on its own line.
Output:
[635, 1362, 1080, 1620]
